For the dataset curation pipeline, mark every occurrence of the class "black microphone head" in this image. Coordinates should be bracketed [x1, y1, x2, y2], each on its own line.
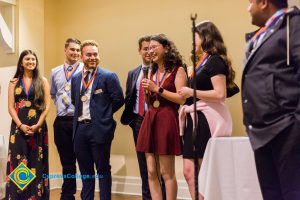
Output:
[142, 66, 150, 78]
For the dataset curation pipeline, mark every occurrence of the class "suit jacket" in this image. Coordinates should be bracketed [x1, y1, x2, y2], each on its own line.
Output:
[71, 67, 124, 143]
[242, 7, 300, 150]
[120, 65, 142, 125]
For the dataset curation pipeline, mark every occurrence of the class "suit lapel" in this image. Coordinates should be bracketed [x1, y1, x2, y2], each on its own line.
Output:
[130, 65, 142, 93]
[75, 73, 82, 104]
[243, 15, 286, 72]
[91, 67, 100, 95]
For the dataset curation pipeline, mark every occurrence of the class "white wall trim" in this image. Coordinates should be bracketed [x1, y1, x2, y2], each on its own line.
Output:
[0, 0, 16, 6]
[0, 0, 15, 53]
[50, 175, 191, 200]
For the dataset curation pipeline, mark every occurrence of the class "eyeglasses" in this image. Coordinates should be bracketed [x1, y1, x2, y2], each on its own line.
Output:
[148, 45, 162, 51]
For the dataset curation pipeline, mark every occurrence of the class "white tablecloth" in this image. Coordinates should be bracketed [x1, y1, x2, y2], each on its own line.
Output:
[0, 135, 6, 199]
[199, 137, 263, 200]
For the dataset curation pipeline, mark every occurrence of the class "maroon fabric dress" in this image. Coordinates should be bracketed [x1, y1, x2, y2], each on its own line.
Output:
[136, 68, 182, 155]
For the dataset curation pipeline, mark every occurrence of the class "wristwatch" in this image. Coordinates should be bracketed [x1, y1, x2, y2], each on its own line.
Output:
[158, 87, 164, 95]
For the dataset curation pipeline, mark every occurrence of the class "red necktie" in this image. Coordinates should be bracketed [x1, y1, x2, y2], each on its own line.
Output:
[138, 77, 145, 116]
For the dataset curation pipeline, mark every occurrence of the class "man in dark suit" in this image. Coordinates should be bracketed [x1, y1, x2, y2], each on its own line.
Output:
[121, 35, 152, 199]
[242, 1, 300, 199]
[121, 36, 165, 200]
[71, 40, 124, 200]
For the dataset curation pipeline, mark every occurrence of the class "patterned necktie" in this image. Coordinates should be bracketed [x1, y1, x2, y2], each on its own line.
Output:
[78, 71, 91, 117]
[138, 77, 145, 116]
[81, 71, 91, 94]
[67, 65, 73, 72]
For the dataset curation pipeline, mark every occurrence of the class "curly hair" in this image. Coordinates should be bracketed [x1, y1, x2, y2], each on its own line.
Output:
[14, 50, 45, 110]
[150, 34, 186, 74]
[195, 21, 235, 86]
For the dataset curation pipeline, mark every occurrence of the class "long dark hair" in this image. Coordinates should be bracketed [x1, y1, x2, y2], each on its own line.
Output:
[14, 50, 45, 110]
[150, 34, 186, 74]
[195, 21, 235, 86]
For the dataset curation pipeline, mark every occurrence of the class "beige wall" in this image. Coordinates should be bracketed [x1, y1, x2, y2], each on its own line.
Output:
[44, 0, 252, 177]
[0, 1, 18, 67]
[0, 0, 44, 69]
[19, 0, 44, 73]
[0, 0, 44, 143]
[290, 0, 300, 6]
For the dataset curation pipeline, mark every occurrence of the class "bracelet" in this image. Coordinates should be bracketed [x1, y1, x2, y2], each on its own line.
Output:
[18, 123, 23, 129]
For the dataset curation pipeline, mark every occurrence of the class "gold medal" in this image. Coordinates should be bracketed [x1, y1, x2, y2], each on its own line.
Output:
[15, 87, 22, 95]
[64, 83, 71, 91]
[153, 100, 160, 108]
[81, 95, 88, 102]
[62, 96, 70, 106]
[25, 101, 31, 107]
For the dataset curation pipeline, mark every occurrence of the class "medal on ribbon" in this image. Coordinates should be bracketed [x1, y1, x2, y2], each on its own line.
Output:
[64, 62, 79, 92]
[25, 101, 32, 107]
[64, 83, 71, 92]
[81, 95, 88, 102]
[62, 95, 70, 106]
[153, 100, 160, 108]
[152, 70, 167, 108]
[80, 68, 98, 102]
[15, 86, 22, 95]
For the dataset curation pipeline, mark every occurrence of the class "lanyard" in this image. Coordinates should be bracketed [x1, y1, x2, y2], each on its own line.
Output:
[154, 70, 167, 87]
[21, 78, 33, 99]
[189, 53, 210, 79]
[81, 67, 98, 92]
[64, 62, 80, 82]
[251, 8, 288, 46]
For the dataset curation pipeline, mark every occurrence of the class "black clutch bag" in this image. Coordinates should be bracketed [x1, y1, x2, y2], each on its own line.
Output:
[227, 82, 240, 98]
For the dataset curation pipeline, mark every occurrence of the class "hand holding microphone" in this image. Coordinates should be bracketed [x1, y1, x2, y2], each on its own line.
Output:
[142, 66, 150, 94]
[142, 66, 152, 106]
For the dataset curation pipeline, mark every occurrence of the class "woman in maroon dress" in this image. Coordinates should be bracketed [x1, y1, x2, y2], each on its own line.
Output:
[136, 34, 187, 200]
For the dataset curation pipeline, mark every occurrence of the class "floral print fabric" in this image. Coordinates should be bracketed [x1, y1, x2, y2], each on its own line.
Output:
[6, 79, 49, 200]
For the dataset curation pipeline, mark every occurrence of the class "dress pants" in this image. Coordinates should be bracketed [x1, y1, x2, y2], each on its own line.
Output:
[254, 121, 300, 200]
[74, 122, 112, 200]
[131, 115, 166, 200]
[54, 116, 77, 200]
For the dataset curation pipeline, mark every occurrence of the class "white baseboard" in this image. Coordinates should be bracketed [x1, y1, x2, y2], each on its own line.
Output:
[50, 175, 191, 199]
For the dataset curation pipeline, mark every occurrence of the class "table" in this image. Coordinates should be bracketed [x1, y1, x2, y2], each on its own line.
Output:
[199, 137, 263, 200]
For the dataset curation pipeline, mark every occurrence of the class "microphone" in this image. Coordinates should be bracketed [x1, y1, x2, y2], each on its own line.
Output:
[142, 66, 150, 104]
[142, 66, 150, 79]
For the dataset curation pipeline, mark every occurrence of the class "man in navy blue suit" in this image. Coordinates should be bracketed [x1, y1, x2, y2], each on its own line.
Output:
[71, 40, 124, 200]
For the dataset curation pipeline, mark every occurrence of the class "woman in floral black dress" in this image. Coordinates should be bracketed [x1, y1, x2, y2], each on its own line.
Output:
[6, 50, 50, 200]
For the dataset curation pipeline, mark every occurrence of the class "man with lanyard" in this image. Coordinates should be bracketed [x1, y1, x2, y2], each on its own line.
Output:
[50, 38, 83, 200]
[243, 0, 300, 199]
[71, 40, 124, 200]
